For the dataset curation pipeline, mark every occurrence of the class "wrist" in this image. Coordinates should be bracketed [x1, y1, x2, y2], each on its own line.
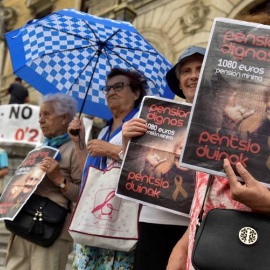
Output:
[59, 178, 67, 189]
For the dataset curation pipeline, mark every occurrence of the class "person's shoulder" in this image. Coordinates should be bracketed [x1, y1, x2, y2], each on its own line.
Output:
[62, 140, 74, 148]
[58, 140, 78, 162]
[8, 82, 15, 90]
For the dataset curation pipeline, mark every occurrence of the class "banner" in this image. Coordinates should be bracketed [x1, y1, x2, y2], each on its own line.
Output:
[0, 104, 93, 146]
[0, 104, 42, 145]
[117, 96, 196, 217]
[0, 146, 59, 220]
[181, 18, 270, 187]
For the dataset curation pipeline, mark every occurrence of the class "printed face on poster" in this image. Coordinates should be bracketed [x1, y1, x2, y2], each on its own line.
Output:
[117, 96, 196, 217]
[181, 18, 270, 187]
[0, 146, 59, 220]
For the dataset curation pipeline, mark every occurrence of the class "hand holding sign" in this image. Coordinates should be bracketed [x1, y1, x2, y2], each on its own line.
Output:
[122, 118, 148, 152]
[40, 157, 64, 189]
[223, 158, 270, 213]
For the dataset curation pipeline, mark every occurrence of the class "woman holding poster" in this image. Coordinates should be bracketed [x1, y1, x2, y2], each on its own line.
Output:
[122, 46, 205, 270]
[167, 13, 270, 270]
[5, 93, 82, 270]
[68, 68, 147, 270]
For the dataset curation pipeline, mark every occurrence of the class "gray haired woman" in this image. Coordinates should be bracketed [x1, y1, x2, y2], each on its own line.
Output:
[5, 93, 82, 270]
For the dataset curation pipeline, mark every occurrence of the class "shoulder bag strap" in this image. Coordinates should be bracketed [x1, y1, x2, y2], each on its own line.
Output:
[196, 174, 214, 229]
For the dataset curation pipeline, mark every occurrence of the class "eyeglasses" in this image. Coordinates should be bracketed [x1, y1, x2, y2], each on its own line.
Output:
[102, 82, 130, 94]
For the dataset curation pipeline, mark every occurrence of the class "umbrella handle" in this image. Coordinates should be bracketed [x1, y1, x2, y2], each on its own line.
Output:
[70, 129, 80, 136]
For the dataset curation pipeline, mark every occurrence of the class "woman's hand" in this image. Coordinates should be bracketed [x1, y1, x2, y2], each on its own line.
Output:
[40, 157, 65, 187]
[122, 118, 148, 151]
[224, 158, 270, 213]
[68, 116, 86, 144]
[87, 139, 122, 160]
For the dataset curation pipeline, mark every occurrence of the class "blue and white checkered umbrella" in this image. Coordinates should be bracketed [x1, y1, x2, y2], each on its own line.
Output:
[5, 9, 174, 119]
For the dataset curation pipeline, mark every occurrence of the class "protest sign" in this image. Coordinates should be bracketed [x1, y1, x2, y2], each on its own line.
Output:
[116, 96, 196, 217]
[0, 104, 93, 146]
[0, 104, 42, 145]
[0, 146, 59, 220]
[181, 18, 270, 187]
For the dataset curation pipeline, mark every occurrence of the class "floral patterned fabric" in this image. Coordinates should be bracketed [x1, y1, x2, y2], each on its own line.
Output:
[186, 172, 252, 270]
[72, 244, 134, 270]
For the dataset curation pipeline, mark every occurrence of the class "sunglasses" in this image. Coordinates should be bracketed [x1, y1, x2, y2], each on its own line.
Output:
[102, 82, 130, 94]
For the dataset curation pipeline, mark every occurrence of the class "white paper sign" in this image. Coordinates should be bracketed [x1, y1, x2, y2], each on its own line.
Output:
[0, 104, 42, 145]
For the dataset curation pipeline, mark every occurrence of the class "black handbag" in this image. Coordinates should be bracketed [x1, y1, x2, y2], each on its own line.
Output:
[192, 175, 270, 270]
[5, 194, 68, 247]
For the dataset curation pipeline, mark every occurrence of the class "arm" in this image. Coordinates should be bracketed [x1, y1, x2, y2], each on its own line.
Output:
[39, 155, 81, 200]
[167, 227, 189, 270]
[5, 84, 12, 96]
[40, 157, 68, 192]
[87, 117, 148, 160]
[223, 158, 270, 213]
[68, 116, 88, 173]
[87, 139, 122, 161]
[0, 167, 8, 177]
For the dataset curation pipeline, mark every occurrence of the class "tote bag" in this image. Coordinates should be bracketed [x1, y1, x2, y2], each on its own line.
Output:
[69, 163, 140, 252]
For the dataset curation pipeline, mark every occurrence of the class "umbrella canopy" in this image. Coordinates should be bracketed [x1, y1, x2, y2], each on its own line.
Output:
[5, 9, 174, 119]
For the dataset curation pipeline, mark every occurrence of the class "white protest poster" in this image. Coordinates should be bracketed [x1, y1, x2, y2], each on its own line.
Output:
[181, 18, 270, 187]
[117, 96, 196, 217]
[0, 146, 59, 220]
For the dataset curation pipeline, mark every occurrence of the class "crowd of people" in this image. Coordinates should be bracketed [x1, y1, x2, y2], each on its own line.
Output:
[1, 11, 270, 270]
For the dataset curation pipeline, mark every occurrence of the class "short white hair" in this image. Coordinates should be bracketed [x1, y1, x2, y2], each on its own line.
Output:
[41, 93, 78, 123]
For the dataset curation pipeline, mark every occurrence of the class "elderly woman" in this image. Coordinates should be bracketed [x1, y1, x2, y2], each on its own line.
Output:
[121, 46, 205, 270]
[5, 93, 82, 270]
[68, 67, 147, 270]
[166, 13, 270, 270]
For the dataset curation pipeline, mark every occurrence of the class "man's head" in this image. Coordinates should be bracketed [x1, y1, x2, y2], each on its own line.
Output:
[166, 46, 206, 103]
[15, 77, 22, 83]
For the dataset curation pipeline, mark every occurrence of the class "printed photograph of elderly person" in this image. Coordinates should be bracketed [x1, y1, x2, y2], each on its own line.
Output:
[68, 67, 147, 270]
[136, 133, 196, 215]
[5, 93, 82, 270]
[167, 13, 270, 270]
[0, 167, 44, 217]
[219, 88, 270, 184]
[122, 46, 205, 270]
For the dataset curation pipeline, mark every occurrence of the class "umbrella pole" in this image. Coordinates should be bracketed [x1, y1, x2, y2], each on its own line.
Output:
[70, 49, 102, 136]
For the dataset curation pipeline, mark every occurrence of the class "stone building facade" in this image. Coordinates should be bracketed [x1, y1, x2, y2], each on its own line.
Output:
[1, 0, 269, 104]
[0, 0, 269, 181]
